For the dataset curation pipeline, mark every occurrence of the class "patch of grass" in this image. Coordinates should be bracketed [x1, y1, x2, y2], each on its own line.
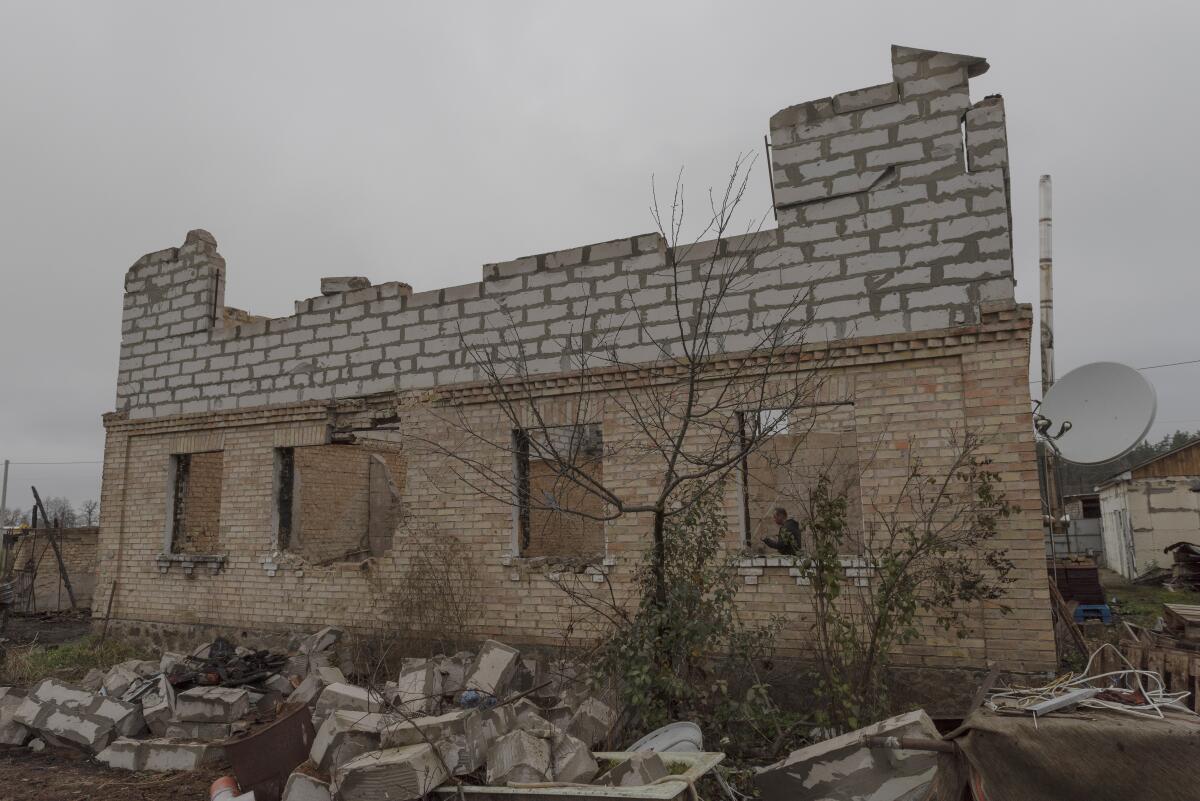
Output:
[1098, 568, 1200, 628]
[0, 635, 156, 687]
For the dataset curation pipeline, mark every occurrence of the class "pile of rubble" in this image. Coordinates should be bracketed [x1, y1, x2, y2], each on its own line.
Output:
[2, 631, 693, 801]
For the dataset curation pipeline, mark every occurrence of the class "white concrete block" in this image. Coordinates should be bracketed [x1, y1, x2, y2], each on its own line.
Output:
[464, 640, 521, 697]
[551, 730, 598, 783]
[175, 686, 250, 723]
[333, 743, 449, 801]
[283, 770, 333, 801]
[310, 710, 385, 771]
[313, 683, 381, 724]
[486, 730, 553, 785]
[566, 698, 617, 748]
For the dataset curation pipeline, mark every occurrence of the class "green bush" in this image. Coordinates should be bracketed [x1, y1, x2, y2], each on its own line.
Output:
[590, 483, 798, 758]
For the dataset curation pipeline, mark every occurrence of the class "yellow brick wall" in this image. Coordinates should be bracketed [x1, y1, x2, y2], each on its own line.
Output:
[174, 451, 223, 554]
[291, 444, 405, 563]
[9, 527, 98, 611]
[93, 308, 1056, 674]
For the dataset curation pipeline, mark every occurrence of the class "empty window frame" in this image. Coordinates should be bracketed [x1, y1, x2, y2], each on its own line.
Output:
[274, 443, 404, 563]
[513, 424, 606, 559]
[738, 405, 862, 550]
[167, 451, 224, 554]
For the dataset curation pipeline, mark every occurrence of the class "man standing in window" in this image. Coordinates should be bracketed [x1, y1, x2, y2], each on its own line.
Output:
[763, 507, 803, 555]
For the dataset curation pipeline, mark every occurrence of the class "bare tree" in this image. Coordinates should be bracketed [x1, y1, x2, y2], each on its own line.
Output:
[80, 500, 99, 527]
[40, 496, 76, 528]
[1, 507, 28, 527]
[409, 155, 844, 610]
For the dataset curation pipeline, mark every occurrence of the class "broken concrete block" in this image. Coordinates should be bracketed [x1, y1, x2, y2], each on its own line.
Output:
[283, 769, 333, 801]
[380, 708, 485, 775]
[164, 719, 241, 741]
[392, 661, 440, 716]
[478, 704, 516, 751]
[332, 743, 449, 801]
[511, 658, 539, 693]
[103, 665, 136, 697]
[90, 695, 146, 737]
[599, 751, 669, 787]
[436, 652, 472, 695]
[465, 640, 520, 697]
[80, 669, 106, 692]
[313, 683, 381, 724]
[511, 698, 553, 734]
[30, 705, 117, 752]
[140, 675, 175, 736]
[544, 703, 574, 729]
[551, 730, 598, 784]
[321, 276, 372, 296]
[175, 686, 251, 723]
[310, 710, 386, 772]
[159, 651, 186, 674]
[486, 729, 553, 785]
[754, 710, 941, 801]
[315, 666, 347, 686]
[0, 687, 30, 746]
[265, 673, 296, 697]
[102, 660, 156, 696]
[11, 680, 144, 752]
[566, 697, 617, 748]
[291, 674, 325, 707]
[297, 626, 344, 676]
[96, 737, 225, 771]
[31, 678, 94, 708]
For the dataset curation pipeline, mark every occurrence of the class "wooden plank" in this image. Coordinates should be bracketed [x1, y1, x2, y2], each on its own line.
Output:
[1166, 651, 1191, 694]
[31, 487, 77, 610]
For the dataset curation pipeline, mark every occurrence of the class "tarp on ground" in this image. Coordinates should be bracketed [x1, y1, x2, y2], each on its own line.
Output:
[930, 707, 1200, 801]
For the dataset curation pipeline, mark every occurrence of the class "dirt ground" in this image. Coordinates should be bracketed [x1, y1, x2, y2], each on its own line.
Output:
[0, 745, 223, 801]
[1, 610, 93, 646]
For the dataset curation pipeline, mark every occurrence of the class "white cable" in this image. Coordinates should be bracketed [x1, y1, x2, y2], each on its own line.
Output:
[984, 643, 1198, 721]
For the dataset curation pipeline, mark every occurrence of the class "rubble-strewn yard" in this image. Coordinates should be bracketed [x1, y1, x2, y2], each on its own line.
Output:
[0, 618, 717, 801]
[0, 743, 221, 801]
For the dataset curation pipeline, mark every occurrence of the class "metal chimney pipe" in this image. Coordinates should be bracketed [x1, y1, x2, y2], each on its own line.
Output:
[1039, 175, 1055, 391]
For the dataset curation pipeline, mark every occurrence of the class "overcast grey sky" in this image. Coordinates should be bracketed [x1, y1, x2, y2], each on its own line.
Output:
[2, 1, 1198, 509]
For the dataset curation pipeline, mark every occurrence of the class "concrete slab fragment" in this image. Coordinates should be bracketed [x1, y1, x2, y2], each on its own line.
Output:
[566, 697, 617, 748]
[313, 683, 381, 724]
[0, 687, 30, 746]
[97, 737, 226, 772]
[486, 729, 552, 785]
[333, 743, 449, 801]
[175, 686, 251, 723]
[393, 661, 440, 716]
[754, 710, 940, 801]
[551, 730, 598, 783]
[380, 708, 485, 775]
[283, 770, 333, 801]
[164, 720, 240, 741]
[141, 675, 175, 736]
[464, 640, 520, 697]
[310, 710, 386, 771]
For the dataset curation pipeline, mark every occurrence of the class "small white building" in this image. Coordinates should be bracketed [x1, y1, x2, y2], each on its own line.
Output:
[1098, 440, 1200, 578]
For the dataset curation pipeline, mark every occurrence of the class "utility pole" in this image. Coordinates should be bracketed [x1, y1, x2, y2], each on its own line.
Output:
[0, 459, 8, 525]
[1039, 175, 1055, 390]
[1038, 175, 1068, 555]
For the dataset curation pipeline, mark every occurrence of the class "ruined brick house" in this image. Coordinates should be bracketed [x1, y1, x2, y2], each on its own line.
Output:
[95, 45, 1056, 691]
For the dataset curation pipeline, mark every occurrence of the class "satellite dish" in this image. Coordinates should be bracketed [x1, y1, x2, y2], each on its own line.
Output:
[1038, 361, 1156, 464]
